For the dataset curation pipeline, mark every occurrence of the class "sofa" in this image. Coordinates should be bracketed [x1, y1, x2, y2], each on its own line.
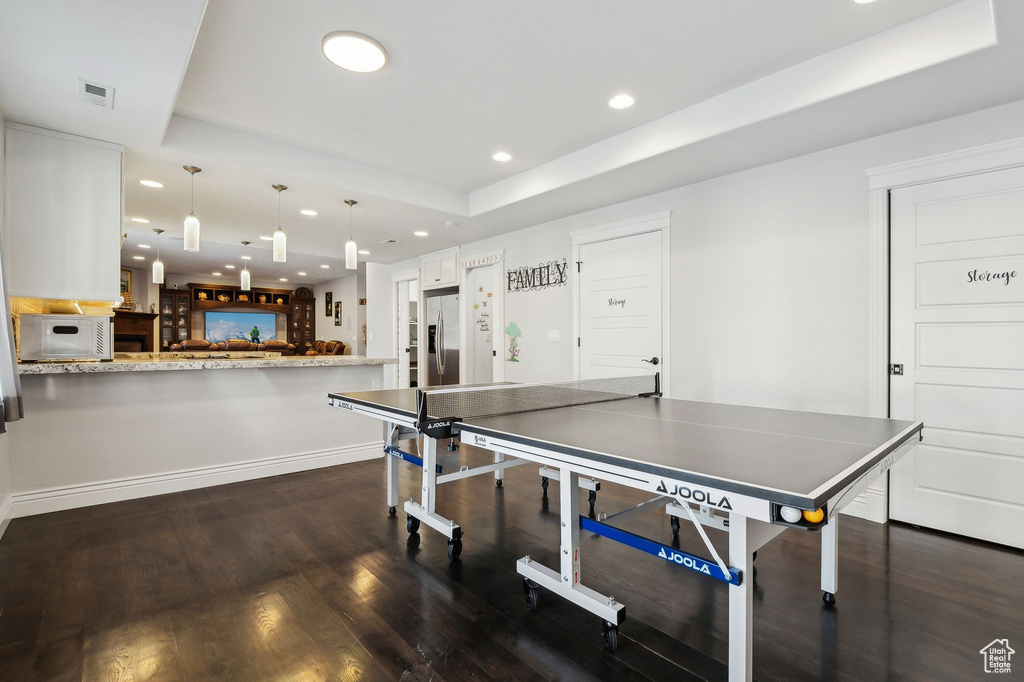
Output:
[304, 339, 349, 356]
[168, 338, 296, 355]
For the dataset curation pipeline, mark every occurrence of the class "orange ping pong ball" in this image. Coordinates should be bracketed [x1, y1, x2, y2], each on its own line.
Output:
[802, 508, 825, 524]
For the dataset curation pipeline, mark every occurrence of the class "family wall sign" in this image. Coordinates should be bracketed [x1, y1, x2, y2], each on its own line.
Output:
[506, 258, 569, 293]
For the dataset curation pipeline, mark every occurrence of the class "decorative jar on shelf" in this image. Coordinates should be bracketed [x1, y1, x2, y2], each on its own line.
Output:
[259, 294, 267, 304]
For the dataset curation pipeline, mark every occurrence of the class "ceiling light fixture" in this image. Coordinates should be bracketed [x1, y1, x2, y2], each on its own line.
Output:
[240, 255, 252, 260]
[492, 152, 512, 162]
[271, 184, 287, 263]
[297, 271, 307, 276]
[152, 229, 165, 284]
[322, 31, 388, 73]
[139, 180, 163, 188]
[851, 0, 877, 3]
[138, 244, 151, 249]
[358, 250, 370, 255]
[212, 272, 222, 276]
[259, 236, 273, 241]
[130, 217, 150, 224]
[182, 165, 202, 252]
[225, 264, 236, 269]
[345, 199, 358, 270]
[300, 209, 318, 216]
[414, 230, 429, 237]
[279, 278, 288, 282]
[320, 264, 330, 269]
[240, 241, 251, 291]
[608, 94, 635, 109]
[132, 255, 145, 260]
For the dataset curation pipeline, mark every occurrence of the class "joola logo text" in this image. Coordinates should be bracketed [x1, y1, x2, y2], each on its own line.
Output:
[656, 480, 733, 510]
[657, 547, 712, 574]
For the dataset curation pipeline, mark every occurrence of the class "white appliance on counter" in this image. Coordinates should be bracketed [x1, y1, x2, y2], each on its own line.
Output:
[18, 314, 113, 362]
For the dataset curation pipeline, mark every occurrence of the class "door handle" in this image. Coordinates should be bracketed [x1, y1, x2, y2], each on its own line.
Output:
[642, 357, 660, 366]
[435, 311, 443, 375]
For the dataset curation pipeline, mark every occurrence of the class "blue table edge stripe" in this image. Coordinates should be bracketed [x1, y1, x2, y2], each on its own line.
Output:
[580, 516, 742, 586]
[384, 446, 443, 474]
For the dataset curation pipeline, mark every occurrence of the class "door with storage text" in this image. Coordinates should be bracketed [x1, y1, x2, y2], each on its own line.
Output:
[889, 166, 1024, 549]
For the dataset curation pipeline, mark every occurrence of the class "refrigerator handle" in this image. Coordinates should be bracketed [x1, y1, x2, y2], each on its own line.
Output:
[435, 310, 444, 376]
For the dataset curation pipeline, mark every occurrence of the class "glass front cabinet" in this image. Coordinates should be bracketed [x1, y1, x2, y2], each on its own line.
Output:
[159, 289, 191, 349]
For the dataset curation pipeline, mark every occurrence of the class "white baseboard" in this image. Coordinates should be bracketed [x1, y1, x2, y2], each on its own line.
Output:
[9, 442, 383, 518]
[840, 487, 888, 523]
[0, 494, 12, 541]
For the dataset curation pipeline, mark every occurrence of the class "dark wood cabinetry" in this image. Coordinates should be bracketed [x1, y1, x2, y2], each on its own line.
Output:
[113, 311, 159, 352]
[290, 299, 316, 353]
[159, 289, 191, 350]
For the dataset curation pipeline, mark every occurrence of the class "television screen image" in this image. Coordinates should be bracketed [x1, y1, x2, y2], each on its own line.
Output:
[205, 312, 277, 345]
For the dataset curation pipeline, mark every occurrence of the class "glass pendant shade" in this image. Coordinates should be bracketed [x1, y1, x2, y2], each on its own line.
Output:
[240, 266, 251, 291]
[152, 259, 164, 284]
[183, 213, 200, 252]
[346, 237, 357, 270]
[273, 227, 286, 263]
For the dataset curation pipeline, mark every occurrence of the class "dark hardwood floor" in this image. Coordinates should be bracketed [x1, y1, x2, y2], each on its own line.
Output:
[1, 444, 1022, 681]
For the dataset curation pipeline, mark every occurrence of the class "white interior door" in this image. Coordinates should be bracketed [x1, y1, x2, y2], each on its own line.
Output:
[396, 280, 411, 388]
[889, 166, 1024, 549]
[578, 231, 662, 380]
[465, 264, 495, 384]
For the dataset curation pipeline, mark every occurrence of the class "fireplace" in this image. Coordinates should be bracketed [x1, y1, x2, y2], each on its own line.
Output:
[113, 311, 159, 353]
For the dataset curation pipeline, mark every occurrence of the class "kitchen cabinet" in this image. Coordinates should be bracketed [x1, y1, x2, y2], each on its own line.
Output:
[3, 123, 123, 303]
[421, 248, 459, 289]
[159, 289, 191, 349]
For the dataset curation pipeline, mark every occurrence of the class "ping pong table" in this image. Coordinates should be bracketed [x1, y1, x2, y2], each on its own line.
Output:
[328, 374, 922, 681]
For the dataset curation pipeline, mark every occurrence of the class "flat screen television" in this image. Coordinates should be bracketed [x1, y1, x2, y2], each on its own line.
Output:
[205, 311, 277, 345]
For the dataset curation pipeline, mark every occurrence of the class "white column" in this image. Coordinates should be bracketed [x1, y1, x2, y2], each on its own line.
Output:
[728, 513, 754, 682]
[821, 515, 838, 597]
[560, 468, 581, 586]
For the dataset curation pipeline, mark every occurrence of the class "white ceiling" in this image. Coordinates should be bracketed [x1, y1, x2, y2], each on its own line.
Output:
[5, 0, 1024, 272]
[176, 0, 964, 192]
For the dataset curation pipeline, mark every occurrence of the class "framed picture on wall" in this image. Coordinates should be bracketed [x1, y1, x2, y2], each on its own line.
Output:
[119, 269, 132, 295]
[325, 291, 332, 316]
[334, 301, 342, 326]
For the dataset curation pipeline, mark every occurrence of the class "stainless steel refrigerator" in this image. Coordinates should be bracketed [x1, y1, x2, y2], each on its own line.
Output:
[426, 288, 459, 386]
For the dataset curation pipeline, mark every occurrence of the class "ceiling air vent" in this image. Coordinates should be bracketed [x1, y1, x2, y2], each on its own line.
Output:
[380, 238, 399, 244]
[78, 79, 114, 109]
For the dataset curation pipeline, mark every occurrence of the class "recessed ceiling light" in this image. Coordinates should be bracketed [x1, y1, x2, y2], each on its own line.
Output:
[358, 249, 370, 255]
[608, 94, 635, 109]
[322, 31, 388, 73]
[132, 255, 145, 260]
[300, 209, 318, 216]
[225, 264, 236, 269]
[297, 271, 307, 276]
[139, 180, 163, 188]
[212, 272, 222, 276]
[130, 217, 150, 224]
[413, 231, 429, 237]
[851, 0, 877, 3]
[320, 264, 330, 269]
[138, 244, 151, 249]
[241, 255, 252, 260]
[492, 152, 512, 162]
[259, 235, 273, 241]
[279, 278, 288, 282]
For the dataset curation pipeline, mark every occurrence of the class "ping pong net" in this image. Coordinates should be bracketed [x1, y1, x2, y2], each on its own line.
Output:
[415, 373, 660, 426]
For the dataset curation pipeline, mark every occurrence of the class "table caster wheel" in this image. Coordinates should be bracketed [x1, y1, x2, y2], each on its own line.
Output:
[388, 506, 397, 516]
[406, 515, 420, 534]
[822, 591, 836, 606]
[588, 490, 597, 515]
[523, 579, 539, 612]
[670, 516, 680, 537]
[495, 479, 503, 488]
[447, 537, 462, 560]
[541, 476, 549, 492]
[602, 621, 618, 654]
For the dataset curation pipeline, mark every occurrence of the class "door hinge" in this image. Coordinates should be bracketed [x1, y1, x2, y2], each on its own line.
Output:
[492, 350, 497, 357]
[576, 261, 582, 273]
[577, 337, 581, 347]
[889, 364, 904, 376]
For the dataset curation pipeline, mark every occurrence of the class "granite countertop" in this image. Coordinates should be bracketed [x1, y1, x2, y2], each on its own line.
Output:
[19, 352, 397, 375]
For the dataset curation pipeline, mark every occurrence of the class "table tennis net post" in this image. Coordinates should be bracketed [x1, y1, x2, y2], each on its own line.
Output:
[416, 373, 660, 424]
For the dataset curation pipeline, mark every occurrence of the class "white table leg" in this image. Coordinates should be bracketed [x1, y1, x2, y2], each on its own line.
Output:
[729, 513, 754, 682]
[560, 468, 581, 586]
[821, 514, 838, 604]
[386, 443, 399, 511]
[421, 436, 437, 514]
[494, 451, 505, 486]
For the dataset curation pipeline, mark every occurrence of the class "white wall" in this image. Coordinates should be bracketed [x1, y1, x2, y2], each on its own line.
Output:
[368, 98, 1024, 416]
[0, 107, 10, 537]
[312, 274, 360, 352]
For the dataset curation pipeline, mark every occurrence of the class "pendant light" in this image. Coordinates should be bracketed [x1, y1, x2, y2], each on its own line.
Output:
[240, 241, 252, 291]
[183, 165, 202, 252]
[152, 228, 165, 284]
[272, 184, 287, 263]
[345, 199, 358, 270]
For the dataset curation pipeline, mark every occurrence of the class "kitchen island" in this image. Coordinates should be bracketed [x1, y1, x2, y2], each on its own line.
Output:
[6, 353, 397, 518]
